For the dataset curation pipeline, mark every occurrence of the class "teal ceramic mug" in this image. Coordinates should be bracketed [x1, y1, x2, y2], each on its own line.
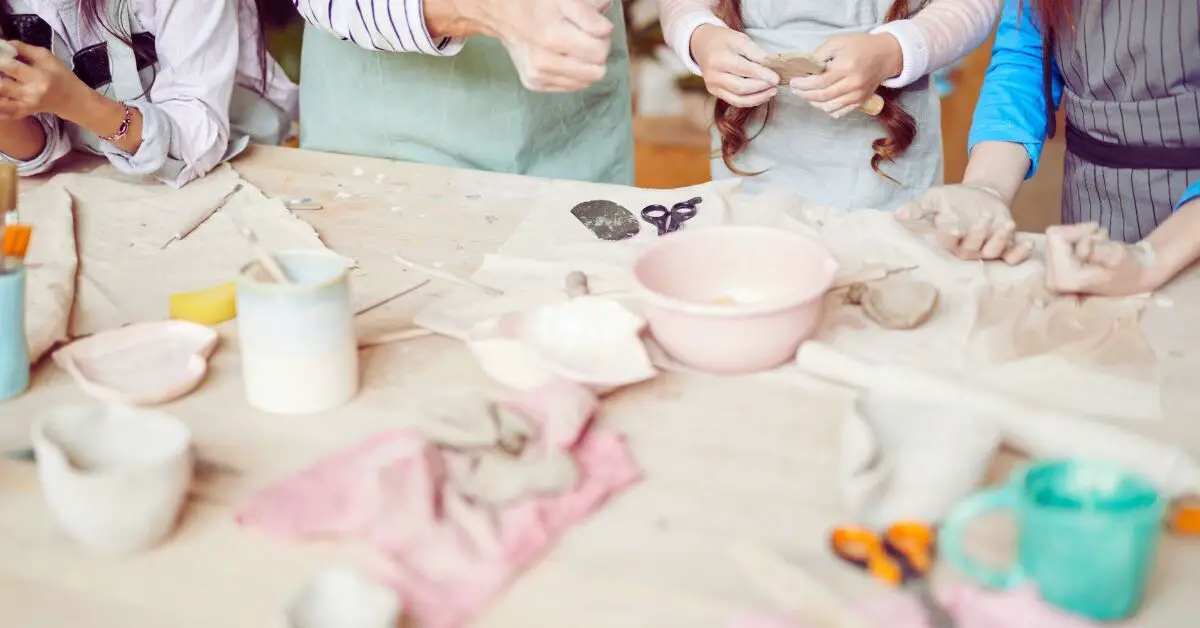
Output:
[938, 459, 1165, 621]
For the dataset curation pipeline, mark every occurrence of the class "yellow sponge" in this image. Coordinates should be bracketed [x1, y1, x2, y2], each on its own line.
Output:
[169, 282, 237, 326]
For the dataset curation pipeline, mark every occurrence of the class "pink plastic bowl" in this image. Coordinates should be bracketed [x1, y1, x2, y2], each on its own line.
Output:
[632, 226, 839, 375]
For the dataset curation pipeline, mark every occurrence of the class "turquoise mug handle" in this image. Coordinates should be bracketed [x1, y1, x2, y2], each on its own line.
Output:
[938, 487, 1027, 589]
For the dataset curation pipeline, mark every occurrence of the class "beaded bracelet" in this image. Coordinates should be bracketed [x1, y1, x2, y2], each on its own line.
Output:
[99, 103, 133, 143]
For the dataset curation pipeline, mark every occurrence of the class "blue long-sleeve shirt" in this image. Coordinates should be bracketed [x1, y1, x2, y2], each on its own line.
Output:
[968, 0, 1200, 210]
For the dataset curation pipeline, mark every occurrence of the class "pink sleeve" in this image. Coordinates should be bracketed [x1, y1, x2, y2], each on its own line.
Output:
[872, 0, 1001, 88]
[658, 0, 722, 75]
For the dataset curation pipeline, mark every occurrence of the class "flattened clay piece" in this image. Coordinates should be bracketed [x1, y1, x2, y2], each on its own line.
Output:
[456, 451, 580, 506]
[570, 200, 640, 241]
[0, 40, 15, 62]
[860, 278, 939, 330]
[763, 52, 825, 82]
[422, 398, 500, 449]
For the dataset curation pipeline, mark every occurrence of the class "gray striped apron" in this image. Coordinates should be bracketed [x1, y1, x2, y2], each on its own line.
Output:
[1044, 0, 1200, 243]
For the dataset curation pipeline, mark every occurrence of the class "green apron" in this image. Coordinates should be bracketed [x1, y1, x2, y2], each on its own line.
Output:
[299, 5, 634, 185]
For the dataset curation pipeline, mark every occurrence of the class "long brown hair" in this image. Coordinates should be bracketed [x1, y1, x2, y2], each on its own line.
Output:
[712, 0, 918, 183]
[1025, 0, 1073, 41]
[0, 0, 278, 96]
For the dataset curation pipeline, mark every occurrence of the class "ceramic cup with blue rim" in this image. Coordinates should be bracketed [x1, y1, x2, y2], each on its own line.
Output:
[938, 459, 1165, 621]
[0, 267, 30, 401]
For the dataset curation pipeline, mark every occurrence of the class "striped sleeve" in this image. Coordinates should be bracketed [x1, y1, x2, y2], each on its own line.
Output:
[293, 0, 465, 55]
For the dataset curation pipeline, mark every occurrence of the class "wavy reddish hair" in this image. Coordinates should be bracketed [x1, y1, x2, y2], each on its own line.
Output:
[712, 0, 918, 183]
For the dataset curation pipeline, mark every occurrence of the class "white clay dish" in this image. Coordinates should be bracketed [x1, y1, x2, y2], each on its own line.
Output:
[53, 321, 219, 405]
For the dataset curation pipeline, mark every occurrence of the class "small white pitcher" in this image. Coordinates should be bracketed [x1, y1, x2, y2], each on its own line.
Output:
[31, 404, 195, 554]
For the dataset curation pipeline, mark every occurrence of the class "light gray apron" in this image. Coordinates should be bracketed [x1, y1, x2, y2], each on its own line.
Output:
[298, 3, 634, 185]
[1052, 0, 1200, 243]
[713, 0, 943, 211]
[9, 0, 288, 178]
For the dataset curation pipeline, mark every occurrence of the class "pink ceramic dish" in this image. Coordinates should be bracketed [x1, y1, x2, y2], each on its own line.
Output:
[632, 226, 838, 375]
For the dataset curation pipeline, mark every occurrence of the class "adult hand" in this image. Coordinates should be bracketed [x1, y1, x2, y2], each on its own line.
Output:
[1044, 223, 1154, 296]
[484, 0, 615, 92]
[0, 41, 88, 120]
[789, 33, 901, 118]
[895, 184, 1034, 264]
[690, 24, 779, 108]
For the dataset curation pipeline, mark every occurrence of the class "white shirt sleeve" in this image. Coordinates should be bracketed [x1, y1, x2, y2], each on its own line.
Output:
[0, 114, 72, 176]
[294, 0, 466, 55]
[103, 0, 243, 187]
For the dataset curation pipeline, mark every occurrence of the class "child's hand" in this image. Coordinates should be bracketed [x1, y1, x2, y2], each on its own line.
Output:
[896, 184, 1033, 265]
[1044, 223, 1155, 296]
[690, 24, 779, 108]
[0, 40, 89, 120]
[789, 33, 902, 118]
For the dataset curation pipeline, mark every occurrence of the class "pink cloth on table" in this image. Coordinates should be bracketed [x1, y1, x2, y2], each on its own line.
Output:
[729, 585, 1107, 628]
[235, 382, 641, 628]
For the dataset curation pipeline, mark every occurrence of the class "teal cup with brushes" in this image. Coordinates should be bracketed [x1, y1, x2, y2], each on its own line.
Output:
[0, 266, 29, 401]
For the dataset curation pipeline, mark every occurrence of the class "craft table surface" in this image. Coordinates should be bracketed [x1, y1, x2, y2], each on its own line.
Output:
[2, 146, 1199, 627]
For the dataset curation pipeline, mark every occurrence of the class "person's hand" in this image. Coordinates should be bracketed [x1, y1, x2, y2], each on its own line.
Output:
[895, 184, 1034, 264]
[1044, 223, 1155, 296]
[0, 40, 89, 120]
[690, 24, 779, 108]
[483, 0, 615, 92]
[789, 33, 901, 118]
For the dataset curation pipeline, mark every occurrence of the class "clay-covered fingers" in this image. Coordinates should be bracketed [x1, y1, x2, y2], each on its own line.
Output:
[894, 196, 937, 226]
[1001, 238, 1035, 265]
[979, 221, 1017, 260]
[954, 216, 995, 259]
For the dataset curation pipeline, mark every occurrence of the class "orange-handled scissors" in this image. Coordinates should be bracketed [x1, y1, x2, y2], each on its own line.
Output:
[829, 521, 935, 587]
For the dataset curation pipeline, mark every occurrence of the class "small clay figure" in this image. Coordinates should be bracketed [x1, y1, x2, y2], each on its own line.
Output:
[570, 200, 641, 240]
[859, 278, 940, 330]
[564, 271, 590, 298]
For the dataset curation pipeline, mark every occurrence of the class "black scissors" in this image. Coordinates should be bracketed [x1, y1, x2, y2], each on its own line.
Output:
[641, 196, 702, 236]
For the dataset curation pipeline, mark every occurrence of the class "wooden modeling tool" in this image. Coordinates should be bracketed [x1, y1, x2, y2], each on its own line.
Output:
[764, 53, 885, 116]
[393, 254, 503, 296]
[162, 183, 242, 249]
[239, 227, 291, 284]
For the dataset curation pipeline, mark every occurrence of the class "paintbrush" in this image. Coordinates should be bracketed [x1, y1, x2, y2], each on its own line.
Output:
[5, 446, 241, 478]
[161, 183, 243, 249]
[0, 223, 31, 272]
[239, 226, 292, 284]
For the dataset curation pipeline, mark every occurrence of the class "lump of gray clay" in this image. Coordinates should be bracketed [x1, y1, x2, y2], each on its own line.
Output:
[861, 278, 939, 330]
[0, 40, 16, 63]
[570, 200, 640, 241]
[846, 278, 939, 330]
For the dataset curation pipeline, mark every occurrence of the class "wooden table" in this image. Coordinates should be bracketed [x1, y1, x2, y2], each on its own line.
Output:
[1, 146, 1198, 627]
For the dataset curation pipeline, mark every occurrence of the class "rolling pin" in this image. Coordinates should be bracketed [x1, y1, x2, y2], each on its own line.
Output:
[764, 53, 885, 116]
